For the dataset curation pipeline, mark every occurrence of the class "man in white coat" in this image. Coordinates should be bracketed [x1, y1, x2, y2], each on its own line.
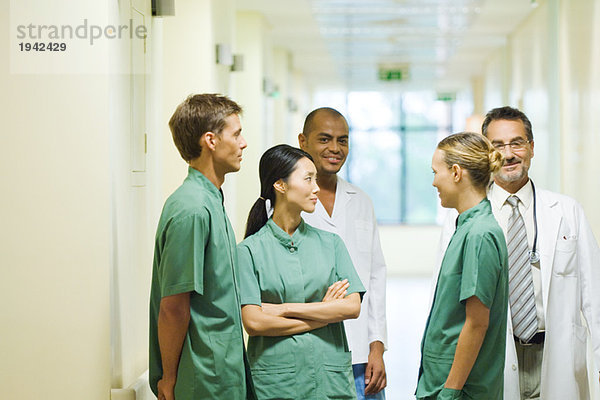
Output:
[436, 106, 600, 399]
[299, 107, 388, 400]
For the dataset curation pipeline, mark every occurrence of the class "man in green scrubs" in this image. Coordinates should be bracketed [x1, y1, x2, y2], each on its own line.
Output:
[149, 94, 255, 400]
[416, 199, 508, 399]
[238, 219, 365, 399]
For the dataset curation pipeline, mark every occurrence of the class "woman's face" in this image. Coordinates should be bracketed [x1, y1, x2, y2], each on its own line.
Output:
[431, 148, 458, 209]
[280, 157, 320, 213]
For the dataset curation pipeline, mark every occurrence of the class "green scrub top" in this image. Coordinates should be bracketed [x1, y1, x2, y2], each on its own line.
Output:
[237, 219, 366, 400]
[149, 167, 254, 400]
[416, 199, 508, 400]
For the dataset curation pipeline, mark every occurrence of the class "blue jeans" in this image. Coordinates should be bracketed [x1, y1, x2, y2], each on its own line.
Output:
[353, 363, 386, 400]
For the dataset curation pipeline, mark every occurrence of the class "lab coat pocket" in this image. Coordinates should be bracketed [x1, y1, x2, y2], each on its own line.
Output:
[355, 220, 373, 253]
[553, 237, 577, 276]
[322, 351, 356, 399]
[556, 236, 577, 253]
[250, 353, 296, 400]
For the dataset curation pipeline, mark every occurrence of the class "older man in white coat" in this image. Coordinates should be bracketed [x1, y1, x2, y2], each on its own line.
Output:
[435, 106, 600, 400]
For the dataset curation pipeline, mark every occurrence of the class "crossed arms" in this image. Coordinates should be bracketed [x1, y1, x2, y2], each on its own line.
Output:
[241, 279, 361, 336]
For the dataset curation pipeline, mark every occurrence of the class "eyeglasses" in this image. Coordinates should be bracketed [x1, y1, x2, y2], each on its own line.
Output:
[492, 139, 531, 152]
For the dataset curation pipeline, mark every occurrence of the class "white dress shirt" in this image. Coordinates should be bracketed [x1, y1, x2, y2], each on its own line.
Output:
[488, 180, 545, 330]
[302, 177, 388, 365]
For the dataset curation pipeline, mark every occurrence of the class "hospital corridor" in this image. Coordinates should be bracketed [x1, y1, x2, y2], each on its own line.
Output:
[2, 0, 600, 399]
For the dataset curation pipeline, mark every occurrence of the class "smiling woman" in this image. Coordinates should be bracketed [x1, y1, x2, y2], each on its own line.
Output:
[237, 144, 365, 400]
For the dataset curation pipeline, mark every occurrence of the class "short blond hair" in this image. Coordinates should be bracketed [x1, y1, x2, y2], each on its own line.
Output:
[437, 132, 504, 189]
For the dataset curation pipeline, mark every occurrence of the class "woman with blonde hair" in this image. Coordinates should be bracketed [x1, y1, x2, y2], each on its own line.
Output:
[416, 132, 508, 400]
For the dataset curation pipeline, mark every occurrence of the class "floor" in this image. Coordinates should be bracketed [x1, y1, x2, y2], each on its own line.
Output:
[383, 275, 432, 400]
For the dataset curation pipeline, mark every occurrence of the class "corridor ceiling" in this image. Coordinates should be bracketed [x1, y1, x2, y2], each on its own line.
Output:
[237, 0, 538, 91]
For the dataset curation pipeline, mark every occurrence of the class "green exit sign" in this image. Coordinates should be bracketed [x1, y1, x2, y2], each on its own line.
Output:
[379, 69, 404, 81]
[437, 92, 456, 102]
[378, 65, 410, 82]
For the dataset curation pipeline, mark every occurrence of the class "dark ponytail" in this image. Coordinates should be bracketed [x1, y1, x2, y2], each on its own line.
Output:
[244, 198, 269, 239]
[244, 144, 313, 238]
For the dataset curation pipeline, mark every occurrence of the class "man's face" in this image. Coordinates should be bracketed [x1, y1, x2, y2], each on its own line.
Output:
[213, 113, 247, 174]
[298, 113, 349, 176]
[485, 119, 534, 188]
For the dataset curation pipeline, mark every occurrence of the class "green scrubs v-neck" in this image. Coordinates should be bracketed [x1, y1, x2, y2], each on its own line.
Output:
[149, 167, 253, 400]
[416, 199, 508, 400]
[237, 219, 366, 400]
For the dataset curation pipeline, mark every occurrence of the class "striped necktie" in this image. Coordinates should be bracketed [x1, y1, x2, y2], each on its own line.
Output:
[506, 195, 538, 343]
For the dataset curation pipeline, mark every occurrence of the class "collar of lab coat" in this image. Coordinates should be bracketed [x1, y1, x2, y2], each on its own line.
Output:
[314, 176, 356, 223]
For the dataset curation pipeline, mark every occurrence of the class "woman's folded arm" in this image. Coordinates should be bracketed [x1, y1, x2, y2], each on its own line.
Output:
[262, 292, 361, 323]
[241, 304, 327, 336]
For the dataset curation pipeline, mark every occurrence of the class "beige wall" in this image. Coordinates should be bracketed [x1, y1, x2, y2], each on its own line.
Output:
[272, 47, 292, 145]
[559, 0, 600, 236]
[159, 0, 214, 200]
[109, 0, 154, 391]
[1, 7, 111, 400]
[229, 11, 271, 240]
[379, 226, 442, 276]
[0, 77, 112, 400]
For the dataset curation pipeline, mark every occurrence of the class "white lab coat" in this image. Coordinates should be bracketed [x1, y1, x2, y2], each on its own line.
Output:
[436, 187, 600, 400]
[302, 177, 387, 365]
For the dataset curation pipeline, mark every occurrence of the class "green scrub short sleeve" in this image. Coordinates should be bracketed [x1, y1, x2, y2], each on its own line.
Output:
[459, 233, 501, 309]
[333, 234, 366, 298]
[237, 243, 262, 306]
[159, 212, 207, 297]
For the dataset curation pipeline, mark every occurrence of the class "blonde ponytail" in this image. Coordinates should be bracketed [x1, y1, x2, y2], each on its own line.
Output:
[488, 147, 504, 175]
[437, 132, 504, 189]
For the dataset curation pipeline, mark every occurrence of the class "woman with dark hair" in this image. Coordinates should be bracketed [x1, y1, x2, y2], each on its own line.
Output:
[237, 144, 365, 400]
[416, 132, 508, 400]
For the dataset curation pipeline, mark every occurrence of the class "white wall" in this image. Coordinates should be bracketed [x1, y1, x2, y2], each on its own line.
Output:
[558, 0, 600, 237]
[379, 226, 442, 276]
[290, 70, 313, 143]
[109, 0, 156, 391]
[1, 3, 111, 399]
[272, 47, 292, 145]
[159, 0, 214, 200]
[229, 11, 270, 240]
